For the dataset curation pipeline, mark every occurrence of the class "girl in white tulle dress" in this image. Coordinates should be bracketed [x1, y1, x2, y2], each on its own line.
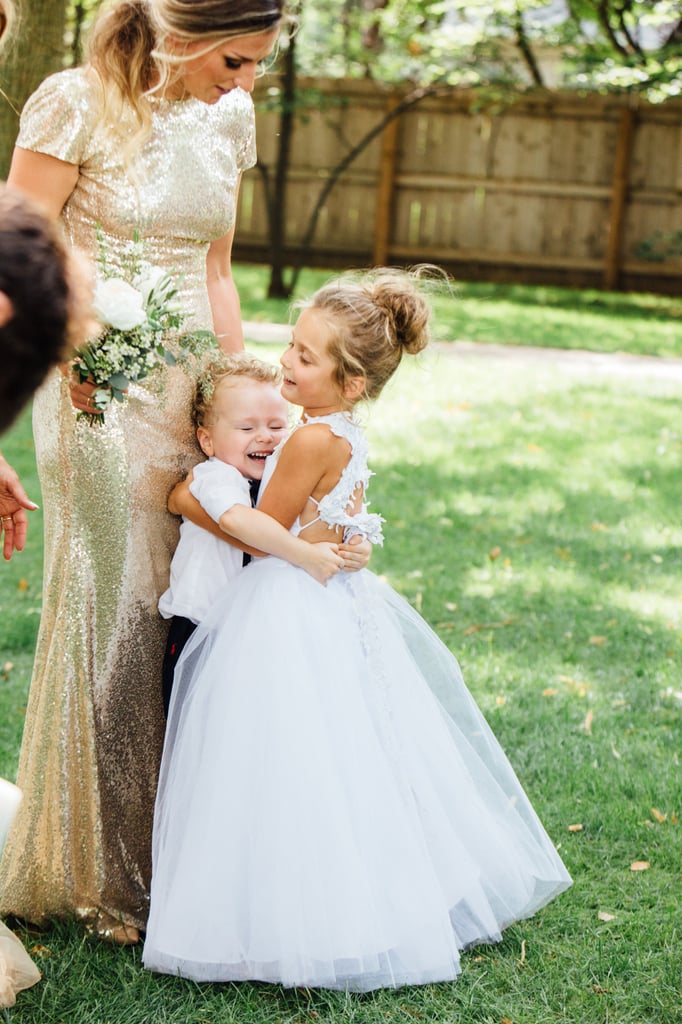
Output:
[143, 271, 572, 991]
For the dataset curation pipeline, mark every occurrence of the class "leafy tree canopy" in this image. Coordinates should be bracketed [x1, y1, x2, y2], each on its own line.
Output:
[289, 0, 681, 102]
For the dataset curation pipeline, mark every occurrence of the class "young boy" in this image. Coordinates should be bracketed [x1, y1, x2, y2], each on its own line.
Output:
[159, 352, 341, 714]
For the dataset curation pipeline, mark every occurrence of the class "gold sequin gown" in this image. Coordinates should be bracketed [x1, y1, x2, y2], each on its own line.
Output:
[0, 68, 256, 930]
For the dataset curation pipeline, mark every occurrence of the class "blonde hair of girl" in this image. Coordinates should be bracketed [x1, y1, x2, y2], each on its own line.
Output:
[299, 269, 433, 406]
[86, 0, 284, 150]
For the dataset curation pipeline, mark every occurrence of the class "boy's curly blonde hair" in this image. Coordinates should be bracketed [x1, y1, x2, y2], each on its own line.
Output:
[192, 351, 283, 429]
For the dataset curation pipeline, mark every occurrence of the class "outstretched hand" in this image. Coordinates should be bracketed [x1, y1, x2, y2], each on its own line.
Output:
[0, 454, 39, 561]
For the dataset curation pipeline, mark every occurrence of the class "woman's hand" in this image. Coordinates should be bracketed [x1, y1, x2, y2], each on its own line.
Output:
[339, 534, 372, 573]
[0, 454, 39, 560]
[64, 371, 103, 416]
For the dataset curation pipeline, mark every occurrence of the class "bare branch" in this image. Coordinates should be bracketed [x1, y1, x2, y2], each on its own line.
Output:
[513, 6, 545, 88]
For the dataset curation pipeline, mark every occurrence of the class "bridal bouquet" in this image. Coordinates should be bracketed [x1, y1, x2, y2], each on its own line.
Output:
[73, 231, 214, 425]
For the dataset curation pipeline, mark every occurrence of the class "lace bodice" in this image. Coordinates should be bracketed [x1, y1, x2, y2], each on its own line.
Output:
[261, 412, 384, 545]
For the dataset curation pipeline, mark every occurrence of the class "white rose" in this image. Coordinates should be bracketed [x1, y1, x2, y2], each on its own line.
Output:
[93, 277, 147, 331]
[133, 264, 168, 305]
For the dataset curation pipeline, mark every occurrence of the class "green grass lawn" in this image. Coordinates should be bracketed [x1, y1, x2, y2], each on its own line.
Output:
[234, 265, 682, 358]
[1, 286, 681, 1022]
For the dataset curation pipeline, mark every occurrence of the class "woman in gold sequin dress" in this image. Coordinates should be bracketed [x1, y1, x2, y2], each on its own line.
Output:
[0, 0, 282, 944]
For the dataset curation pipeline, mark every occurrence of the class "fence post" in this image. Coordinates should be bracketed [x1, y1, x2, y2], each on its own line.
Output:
[372, 96, 400, 267]
[604, 103, 636, 291]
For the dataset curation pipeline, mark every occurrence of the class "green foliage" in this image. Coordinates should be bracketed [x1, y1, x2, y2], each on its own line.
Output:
[287, 0, 682, 101]
[635, 230, 682, 264]
[1, 324, 681, 1022]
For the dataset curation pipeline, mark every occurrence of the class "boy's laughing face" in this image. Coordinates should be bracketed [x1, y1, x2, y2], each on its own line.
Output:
[197, 377, 289, 479]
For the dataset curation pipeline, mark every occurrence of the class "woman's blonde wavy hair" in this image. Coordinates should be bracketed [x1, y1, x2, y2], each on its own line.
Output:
[87, 0, 284, 154]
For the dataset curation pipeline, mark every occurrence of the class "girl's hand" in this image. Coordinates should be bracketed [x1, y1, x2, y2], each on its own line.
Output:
[301, 541, 344, 587]
[339, 535, 372, 573]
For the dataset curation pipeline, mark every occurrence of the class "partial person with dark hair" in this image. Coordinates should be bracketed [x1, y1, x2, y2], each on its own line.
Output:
[143, 270, 571, 990]
[0, 186, 75, 432]
[0, 186, 91, 558]
[0, 0, 286, 946]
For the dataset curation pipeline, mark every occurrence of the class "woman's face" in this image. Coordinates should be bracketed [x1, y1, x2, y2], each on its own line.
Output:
[173, 28, 279, 103]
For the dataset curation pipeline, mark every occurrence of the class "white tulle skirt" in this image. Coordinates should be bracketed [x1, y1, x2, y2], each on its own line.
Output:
[143, 561, 571, 990]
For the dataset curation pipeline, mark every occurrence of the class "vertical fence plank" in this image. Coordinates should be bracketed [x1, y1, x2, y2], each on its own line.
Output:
[604, 105, 637, 291]
[373, 96, 400, 266]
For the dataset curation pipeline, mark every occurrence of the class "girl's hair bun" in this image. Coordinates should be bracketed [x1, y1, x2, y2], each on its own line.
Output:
[371, 275, 430, 356]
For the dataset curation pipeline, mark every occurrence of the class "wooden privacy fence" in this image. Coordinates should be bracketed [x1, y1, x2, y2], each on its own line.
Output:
[234, 78, 682, 294]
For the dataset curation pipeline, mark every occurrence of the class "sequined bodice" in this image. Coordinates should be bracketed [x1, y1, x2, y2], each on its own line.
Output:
[261, 412, 385, 545]
[17, 68, 256, 330]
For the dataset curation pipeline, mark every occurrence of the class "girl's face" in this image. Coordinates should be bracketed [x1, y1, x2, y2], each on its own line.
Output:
[170, 28, 279, 103]
[280, 308, 345, 416]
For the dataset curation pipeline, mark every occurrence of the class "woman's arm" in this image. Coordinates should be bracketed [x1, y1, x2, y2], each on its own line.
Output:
[8, 149, 100, 414]
[8, 148, 79, 219]
[206, 177, 244, 354]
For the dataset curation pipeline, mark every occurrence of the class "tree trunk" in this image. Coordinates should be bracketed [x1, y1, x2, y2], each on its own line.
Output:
[0, 0, 69, 178]
[266, 27, 296, 299]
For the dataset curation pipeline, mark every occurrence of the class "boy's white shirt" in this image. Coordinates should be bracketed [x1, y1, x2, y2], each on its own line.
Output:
[158, 457, 252, 625]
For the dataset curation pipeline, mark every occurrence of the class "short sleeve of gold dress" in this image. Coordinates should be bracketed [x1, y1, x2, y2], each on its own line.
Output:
[0, 67, 257, 933]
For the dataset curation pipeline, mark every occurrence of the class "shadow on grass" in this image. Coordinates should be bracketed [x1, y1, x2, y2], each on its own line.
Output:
[451, 281, 682, 322]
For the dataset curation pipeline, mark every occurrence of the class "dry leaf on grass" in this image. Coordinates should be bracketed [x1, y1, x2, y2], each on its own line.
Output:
[650, 808, 667, 824]
[598, 911, 616, 922]
[463, 618, 514, 635]
[580, 709, 594, 733]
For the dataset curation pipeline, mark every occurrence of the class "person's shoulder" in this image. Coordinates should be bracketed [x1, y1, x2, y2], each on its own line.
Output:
[18, 66, 101, 161]
[208, 87, 256, 169]
[284, 422, 346, 458]
[222, 87, 255, 118]
[27, 66, 98, 108]
[194, 458, 250, 488]
[211, 87, 255, 131]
